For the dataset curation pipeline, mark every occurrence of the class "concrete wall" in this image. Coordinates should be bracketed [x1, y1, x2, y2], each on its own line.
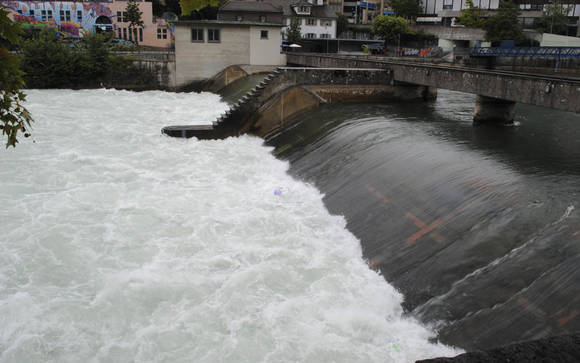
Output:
[249, 25, 286, 65]
[175, 24, 250, 85]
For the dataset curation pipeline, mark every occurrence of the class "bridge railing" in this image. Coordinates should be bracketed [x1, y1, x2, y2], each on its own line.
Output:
[470, 47, 580, 58]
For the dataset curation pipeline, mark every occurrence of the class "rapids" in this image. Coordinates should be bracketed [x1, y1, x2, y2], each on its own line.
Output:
[0, 89, 460, 362]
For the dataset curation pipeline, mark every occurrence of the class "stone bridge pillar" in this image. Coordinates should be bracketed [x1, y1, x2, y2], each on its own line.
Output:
[473, 95, 516, 125]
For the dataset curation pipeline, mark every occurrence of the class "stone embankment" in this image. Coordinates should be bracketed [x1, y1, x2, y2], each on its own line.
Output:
[162, 67, 434, 139]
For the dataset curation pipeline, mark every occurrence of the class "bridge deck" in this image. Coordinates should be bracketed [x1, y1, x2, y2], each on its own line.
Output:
[287, 53, 580, 114]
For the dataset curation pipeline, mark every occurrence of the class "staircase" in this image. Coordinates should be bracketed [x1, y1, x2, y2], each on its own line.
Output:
[162, 69, 282, 139]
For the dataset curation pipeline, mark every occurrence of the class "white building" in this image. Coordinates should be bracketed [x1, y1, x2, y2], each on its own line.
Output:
[173, 20, 286, 86]
[283, 0, 338, 39]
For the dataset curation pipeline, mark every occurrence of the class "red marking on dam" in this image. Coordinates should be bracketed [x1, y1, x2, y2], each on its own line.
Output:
[406, 213, 453, 244]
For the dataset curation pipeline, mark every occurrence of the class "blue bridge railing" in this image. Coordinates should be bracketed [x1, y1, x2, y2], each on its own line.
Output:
[470, 47, 580, 58]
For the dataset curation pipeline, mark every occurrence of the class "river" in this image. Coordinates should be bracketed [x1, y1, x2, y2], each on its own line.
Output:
[267, 89, 580, 351]
[0, 89, 460, 362]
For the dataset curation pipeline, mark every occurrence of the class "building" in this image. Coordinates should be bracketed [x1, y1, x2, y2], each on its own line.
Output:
[0, 0, 173, 48]
[418, 0, 580, 37]
[281, 0, 337, 39]
[173, 20, 285, 85]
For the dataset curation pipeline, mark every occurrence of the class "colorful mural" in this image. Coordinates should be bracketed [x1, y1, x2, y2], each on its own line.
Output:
[2, 1, 115, 37]
[1, 1, 173, 47]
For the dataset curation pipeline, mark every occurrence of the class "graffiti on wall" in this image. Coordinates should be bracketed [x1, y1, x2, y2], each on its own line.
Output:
[2, 1, 115, 37]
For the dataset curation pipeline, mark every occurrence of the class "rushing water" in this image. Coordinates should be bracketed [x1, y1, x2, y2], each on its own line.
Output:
[0, 89, 460, 362]
[267, 90, 580, 351]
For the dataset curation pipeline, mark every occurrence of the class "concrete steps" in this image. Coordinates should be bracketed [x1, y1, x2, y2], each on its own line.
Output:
[162, 70, 283, 139]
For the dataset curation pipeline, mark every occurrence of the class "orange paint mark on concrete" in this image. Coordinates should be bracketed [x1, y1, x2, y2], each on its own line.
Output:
[366, 185, 389, 205]
[406, 213, 452, 244]
[559, 311, 579, 327]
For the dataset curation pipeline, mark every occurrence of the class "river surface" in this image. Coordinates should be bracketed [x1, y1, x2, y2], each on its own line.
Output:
[0, 89, 460, 362]
[267, 90, 580, 350]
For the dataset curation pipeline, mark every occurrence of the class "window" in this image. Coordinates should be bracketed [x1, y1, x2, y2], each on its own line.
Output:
[191, 28, 204, 42]
[123, 12, 128, 22]
[117, 11, 122, 22]
[306, 18, 316, 25]
[139, 28, 143, 42]
[128, 28, 132, 41]
[260, 30, 268, 39]
[443, 0, 453, 9]
[123, 27, 127, 40]
[299, 6, 309, 12]
[30, 9, 34, 17]
[77, 10, 82, 22]
[17, 9, 22, 14]
[65, 10, 71, 21]
[320, 33, 330, 39]
[260, 15, 266, 22]
[47, 10, 52, 20]
[208, 28, 220, 42]
[118, 28, 122, 38]
[157, 28, 168, 40]
[41, 10, 47, 21]
[305, 33, 316, 38]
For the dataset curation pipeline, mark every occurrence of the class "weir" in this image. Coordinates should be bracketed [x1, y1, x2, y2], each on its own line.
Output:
[162, 67, 436, 139]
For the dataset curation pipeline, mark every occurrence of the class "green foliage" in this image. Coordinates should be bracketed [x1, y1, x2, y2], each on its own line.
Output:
[372, 15, 411, 42]
[126, 0, 144, 45]
[337, 13, 349, 37]
[534, 0, 569, 35]
[0, 9, 33, 148]
[457, 0, 486, 28]
[484, 0, 524, 42]
[389, 0, 422, 20]
[20, 30, 159, 89]
[286, 17, 302, 43]
[179, 0, 219, 18]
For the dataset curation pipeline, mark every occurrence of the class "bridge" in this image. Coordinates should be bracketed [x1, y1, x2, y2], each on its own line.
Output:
[162, 54, 580, 140]
[287, 53, 580, 119]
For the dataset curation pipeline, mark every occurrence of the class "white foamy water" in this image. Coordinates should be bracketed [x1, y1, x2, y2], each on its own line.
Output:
[0, 89, 460, 362]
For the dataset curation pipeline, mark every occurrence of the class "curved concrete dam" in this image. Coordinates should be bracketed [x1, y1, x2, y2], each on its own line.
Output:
[265, 88, 580, 352]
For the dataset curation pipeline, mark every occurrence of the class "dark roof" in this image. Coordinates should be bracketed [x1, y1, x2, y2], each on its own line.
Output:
[173, 20, 284, 27]
[220, 0, 283, 13]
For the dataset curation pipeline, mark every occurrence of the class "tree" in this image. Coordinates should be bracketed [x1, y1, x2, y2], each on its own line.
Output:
[337, 13, 349, 37]
[389, 0, 422, 20]
[372, 15, 411, 43]
[286, 17, 302, 43]
[179, 0, 219, 18]
[483, 0, 524, 43]
[0, 9, 33, 148]
[457, 0, 486, 28]
[534, 0, 569, 35]
[126, 0, 144, 45]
